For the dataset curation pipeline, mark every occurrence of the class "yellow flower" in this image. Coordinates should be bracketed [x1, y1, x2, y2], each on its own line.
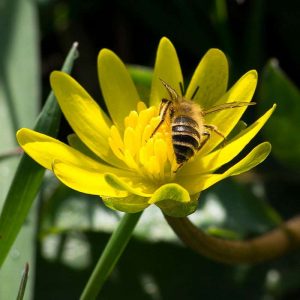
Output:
[16, 37, 275, 217]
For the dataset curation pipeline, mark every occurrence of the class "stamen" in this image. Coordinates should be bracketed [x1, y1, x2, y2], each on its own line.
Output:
[124, 111, 139, 128]
[108, 102, 175, 181]
[124, 127, 138, 157]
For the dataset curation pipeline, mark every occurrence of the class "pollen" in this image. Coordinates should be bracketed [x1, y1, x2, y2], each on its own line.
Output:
[108, 102, 176, 182]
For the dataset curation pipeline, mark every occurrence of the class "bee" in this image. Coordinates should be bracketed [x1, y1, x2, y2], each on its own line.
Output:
[151, 79, 255, 171]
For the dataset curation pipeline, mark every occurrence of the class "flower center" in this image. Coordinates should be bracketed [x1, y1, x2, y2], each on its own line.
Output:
[108, 102, 177, 183]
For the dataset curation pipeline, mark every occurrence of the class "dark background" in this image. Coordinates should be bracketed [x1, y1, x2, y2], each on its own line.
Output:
[40, 0, 300, 100]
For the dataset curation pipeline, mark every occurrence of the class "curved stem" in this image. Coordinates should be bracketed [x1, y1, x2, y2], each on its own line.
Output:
[80, 211, 143, 300]
[165, 215, 300, 264]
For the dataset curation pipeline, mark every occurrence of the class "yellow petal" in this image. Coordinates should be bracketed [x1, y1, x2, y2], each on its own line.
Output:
[179, 142, 271, 194]
[16, 128, 131, 182]
[185, 48, 228, 109]
[50, 71, 112, 162]
[225, 142, 272, 176]
[52, 160, 128, 197]
[149, 37, 183, 107]
[200, 70, 258, 155]
[17, 128, 102, 170]
[98, 49, 140, 129]
[183, 104, 276, 175]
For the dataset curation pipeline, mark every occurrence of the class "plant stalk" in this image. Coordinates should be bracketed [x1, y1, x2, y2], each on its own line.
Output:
[80, 211, 143, 300]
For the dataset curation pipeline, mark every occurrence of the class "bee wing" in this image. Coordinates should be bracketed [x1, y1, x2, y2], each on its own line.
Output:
[203, 101, 256, 115]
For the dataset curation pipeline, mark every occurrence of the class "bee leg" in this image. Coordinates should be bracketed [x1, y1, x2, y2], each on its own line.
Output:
[197, 131, 210, 151]
[174, 163, 184, 173]
[150, 99, 173, 138]
[204, 124, 226, 146]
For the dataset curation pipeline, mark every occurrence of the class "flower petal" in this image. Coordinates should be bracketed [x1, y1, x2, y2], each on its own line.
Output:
[200, 70, 258, 155]
[148, 183, 198, 217]
[17, 128, 103, 170]
[149, 37, 183, 107]
[98, 49, 140, 129]
[16, 128, 133, 184]
[183, 104, 276, 175]
[102, 195, 149, 213]
[224, 142, 271, 176]
[52, 160, 128, 198]
[50, 71, 113, 162]
[179, 142, 271, 194]
[185, 48, 228, 109]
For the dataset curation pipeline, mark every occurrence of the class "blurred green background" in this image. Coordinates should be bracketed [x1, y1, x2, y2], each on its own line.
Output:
[1, 0, 300, 299]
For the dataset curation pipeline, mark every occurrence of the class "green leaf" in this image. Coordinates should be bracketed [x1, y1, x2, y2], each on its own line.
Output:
[258, 59, 300, 169]
[0, 42, 79, 268]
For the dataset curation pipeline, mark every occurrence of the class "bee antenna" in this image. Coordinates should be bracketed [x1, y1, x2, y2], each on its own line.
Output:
[159, 78, 179, 102]
[191, 86, 200, 100]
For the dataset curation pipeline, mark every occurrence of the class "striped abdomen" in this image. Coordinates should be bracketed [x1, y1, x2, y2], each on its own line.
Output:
[172, 115, 201, 164]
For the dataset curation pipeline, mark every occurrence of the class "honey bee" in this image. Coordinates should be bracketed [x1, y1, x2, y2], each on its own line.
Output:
[151, 79, 255, 171]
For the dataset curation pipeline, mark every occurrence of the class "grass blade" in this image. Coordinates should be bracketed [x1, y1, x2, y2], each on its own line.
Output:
[16, 263, 29, 300]
[0, 42, 79, 267]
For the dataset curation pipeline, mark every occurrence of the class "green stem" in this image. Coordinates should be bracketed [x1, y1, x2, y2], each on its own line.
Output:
[80, 211, 143, 300]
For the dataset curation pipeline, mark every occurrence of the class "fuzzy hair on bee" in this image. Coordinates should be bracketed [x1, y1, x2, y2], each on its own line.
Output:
[151, 79, 255, 171]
